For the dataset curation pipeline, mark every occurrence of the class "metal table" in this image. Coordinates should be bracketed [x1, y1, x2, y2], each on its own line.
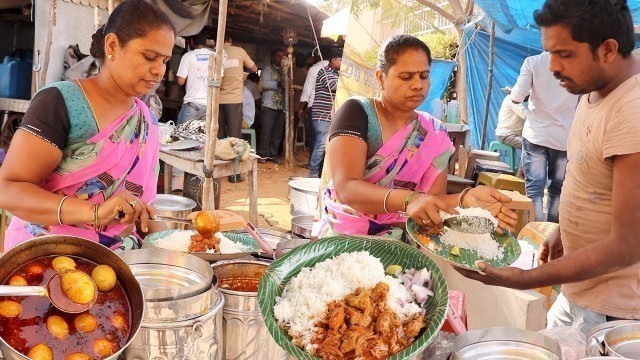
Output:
[159, 148, 258, 224]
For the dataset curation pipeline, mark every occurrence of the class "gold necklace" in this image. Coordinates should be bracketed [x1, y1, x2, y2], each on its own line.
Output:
[75, 79, 101, 132]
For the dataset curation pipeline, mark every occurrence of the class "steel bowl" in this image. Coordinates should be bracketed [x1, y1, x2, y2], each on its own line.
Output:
[151, 194, 197, 230]
[273, 238, 311, 260]
[291, 215, 313, 238]
[604, 322, 640, 358]
[0, 235, 144, 360]
[585, 320, 637, 356]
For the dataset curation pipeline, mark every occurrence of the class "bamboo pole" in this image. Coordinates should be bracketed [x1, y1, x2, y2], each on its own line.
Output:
[480, 21, 495, 150]
[201, 0, 228, 211]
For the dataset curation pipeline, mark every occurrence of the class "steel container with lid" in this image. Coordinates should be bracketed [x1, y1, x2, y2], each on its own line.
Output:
[213, 260, 289, 360]
[152, 194, 197, 229]
[451, 327, 562, 360]
[121, 248, 224, 359]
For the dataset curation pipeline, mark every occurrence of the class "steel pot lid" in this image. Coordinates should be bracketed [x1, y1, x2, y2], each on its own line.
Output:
[120, 248, 214, 301]
[288, 177, 321, 193]
[451, 327, 562, 360]
[152, 194, 197, 211]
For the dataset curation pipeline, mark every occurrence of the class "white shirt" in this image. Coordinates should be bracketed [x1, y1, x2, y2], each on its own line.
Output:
[177, 48, 214, 105]
[300, 60, 329, 107]
[177, 48, 226, 105]
[495, 96, 527, 137]
[510, 51, 579, 151]
[242, 86, 255, 127]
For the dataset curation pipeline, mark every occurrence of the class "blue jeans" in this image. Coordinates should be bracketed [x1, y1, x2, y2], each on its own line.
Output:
[522, 138, 567, 223]
[177, 102, 206, 125]
[309, 120, 330, 178]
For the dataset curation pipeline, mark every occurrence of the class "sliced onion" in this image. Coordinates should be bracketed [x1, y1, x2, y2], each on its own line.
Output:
[411, 284, 434, 303]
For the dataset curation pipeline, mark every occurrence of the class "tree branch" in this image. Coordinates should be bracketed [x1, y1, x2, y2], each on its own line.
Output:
[465, 0, 475, 16]
[414, 0, 457, 25]
[448, 0, 465, 17]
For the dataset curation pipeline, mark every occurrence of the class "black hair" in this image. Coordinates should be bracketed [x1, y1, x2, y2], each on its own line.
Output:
[534, 0, 635, 58]
[271, 48, 285, 57]
[328, 49, 343, 61]
[191, 30, 207, 46]
[377, 35, 432, 74]
[247, 72, 260, 82]
[90, 0, 175, 60]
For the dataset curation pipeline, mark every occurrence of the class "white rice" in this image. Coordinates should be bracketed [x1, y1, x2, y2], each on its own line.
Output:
[273, 252, 420, 352]
[440, 230, 504, 260]
[438, 207, 503, 260]
[153, 230, 249, 254]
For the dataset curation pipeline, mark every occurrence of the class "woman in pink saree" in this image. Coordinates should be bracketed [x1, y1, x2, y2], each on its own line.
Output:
[0, 0, 175, 250]
[321, 35, 517, 238]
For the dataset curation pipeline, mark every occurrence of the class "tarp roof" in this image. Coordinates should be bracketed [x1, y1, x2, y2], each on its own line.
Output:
[464, 0, 640, 150]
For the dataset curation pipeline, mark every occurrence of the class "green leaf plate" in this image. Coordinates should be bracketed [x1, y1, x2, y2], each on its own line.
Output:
[143, 229, 260, 262]
[257, 236, 448, 359]
[406, 218, 521, 272]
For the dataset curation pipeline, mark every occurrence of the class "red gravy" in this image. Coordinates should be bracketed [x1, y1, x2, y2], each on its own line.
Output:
[0, 255, 131, 359]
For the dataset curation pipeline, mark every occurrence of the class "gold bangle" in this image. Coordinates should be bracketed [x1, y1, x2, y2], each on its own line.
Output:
[404, 191, 422, 212]
[93, 203, 103, 233]
[458, 187, 473, 209]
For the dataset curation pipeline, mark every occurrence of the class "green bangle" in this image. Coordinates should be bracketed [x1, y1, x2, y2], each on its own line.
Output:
[404, 191, 421, 212]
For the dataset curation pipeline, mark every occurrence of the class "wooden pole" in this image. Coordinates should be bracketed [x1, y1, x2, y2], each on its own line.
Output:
[480, 21, 495, 150]
[202, 0, 228, 211]
[284, 51, 294, 162]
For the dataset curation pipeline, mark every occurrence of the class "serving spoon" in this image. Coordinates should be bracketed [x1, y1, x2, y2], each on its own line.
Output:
[443, 215, 496, 234]
[0, 271, 98, 313]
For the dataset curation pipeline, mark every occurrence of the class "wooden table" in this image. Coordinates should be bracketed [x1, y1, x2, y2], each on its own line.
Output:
[159, 148, 258, 224]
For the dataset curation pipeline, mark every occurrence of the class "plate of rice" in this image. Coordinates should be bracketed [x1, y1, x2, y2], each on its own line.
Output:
[257, 236, 448, 359]
[406, 208, 520, 272]
[144, 229, 260, 262]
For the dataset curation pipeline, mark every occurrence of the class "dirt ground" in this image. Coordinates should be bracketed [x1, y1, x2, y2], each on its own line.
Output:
[218, 150, 311, 232]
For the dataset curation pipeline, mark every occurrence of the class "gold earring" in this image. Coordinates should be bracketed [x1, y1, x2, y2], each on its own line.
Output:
[107, 54, 113, 60]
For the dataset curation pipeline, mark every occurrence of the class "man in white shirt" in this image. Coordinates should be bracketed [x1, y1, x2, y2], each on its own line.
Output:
[495, 92, 528, 150]
[510, 51, 579, 222]
[176, 31, 214, 125]
[298, 57, 329, 152]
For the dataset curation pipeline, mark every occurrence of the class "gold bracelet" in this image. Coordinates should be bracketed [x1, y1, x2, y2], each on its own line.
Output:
[93, 203, 103, 233]
[458, 187, 473, 209]
[404, 191, 421, 212]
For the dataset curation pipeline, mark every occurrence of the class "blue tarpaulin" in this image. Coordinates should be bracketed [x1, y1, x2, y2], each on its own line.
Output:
[465, 0, 640, 149]
[417, 59, 457, 114]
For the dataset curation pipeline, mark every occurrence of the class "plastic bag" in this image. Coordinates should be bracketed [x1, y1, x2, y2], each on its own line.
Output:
[539, 317, 587, 360]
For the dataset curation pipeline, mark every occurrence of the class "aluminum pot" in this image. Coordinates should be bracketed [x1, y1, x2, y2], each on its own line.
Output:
[213, 260, 289, 360]
[450, 327, 562, 360]
[604, 322, 640, 358]
[291, 215, 313, 239]
[288, 177, 320, 216]
[0, 235, 144, 360]
[152, 194, 197, 230]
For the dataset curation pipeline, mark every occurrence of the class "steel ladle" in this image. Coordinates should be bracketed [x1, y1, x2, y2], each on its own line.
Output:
[0, 271, 98, 313]
[443, 215, 496, 234]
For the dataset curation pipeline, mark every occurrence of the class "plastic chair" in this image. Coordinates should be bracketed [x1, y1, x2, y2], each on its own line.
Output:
[241, 128, 256, 150]
[489, 141, 517, 172]
[477, 171, 526, 195]
[517, 222, 560, 310]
